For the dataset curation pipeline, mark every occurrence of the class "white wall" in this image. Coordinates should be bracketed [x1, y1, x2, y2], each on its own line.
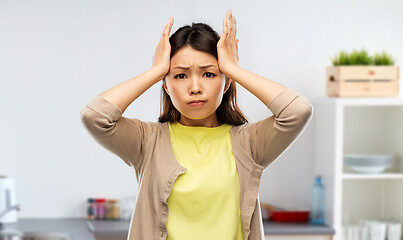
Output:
[1, 0, 402, 218]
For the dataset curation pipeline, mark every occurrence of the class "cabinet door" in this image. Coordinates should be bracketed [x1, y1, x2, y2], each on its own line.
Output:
[93, 234, 127, 240]
[265, 235, 333, 240]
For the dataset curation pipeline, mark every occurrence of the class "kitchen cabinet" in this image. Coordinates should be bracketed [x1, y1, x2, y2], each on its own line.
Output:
[265, 236, 332, 240]
[263, 220, 334, 239]
[92, 234, 126, 240]
[1, 218, 95, 239]
[87, 219, 334, 239]
[313, 97, 403, 240]
[87, 220, 129, 240]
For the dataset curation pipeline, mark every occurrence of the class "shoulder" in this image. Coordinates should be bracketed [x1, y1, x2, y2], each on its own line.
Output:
[230, 122, 254, 139]
[230, 119, 269, 133]
[124, 118, 165, 134]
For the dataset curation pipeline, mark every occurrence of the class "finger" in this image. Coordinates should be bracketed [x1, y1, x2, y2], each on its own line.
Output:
[157, 22, 168, 47]
[226, 9, 231, 18]
[163, 17, 171, 36]
[230, 15, 236, 42]
[221, 11, 230, 42]
[168, 16, 174, 33]
[226, 14, 232, 41]
[227, 10, 232, 40]
[162, 16, 174, 47]
[167, 16, 174, 41]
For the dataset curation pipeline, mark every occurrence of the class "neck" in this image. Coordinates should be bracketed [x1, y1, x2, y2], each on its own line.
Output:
[179, 115, 220, 128]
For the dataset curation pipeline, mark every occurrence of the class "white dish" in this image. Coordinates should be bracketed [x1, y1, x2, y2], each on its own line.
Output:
[349, 166, 389, 174]
[344, 154, 393, 174]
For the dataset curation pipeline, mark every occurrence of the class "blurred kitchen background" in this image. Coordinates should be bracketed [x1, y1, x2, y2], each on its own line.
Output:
[1, 0, 403, 227]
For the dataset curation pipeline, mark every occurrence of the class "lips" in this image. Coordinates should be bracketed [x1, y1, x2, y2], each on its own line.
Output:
[188, 100, 206, 104]
[188, 100, 207, 106]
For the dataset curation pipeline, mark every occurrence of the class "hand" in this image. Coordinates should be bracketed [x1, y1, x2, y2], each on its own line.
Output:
[152, 16, 174, 78]
[217, 9, 239, 75]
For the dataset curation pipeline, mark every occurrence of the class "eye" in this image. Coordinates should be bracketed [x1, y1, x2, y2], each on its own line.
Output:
[204, 72, 216, 78]
[173, 74, 186, 79]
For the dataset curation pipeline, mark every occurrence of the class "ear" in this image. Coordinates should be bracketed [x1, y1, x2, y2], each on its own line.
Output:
[163, 77, 170, 95]
[223, 76, 231, 94]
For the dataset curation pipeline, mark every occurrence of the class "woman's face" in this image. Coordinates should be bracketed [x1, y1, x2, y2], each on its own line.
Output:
[164, 46, 229, 127]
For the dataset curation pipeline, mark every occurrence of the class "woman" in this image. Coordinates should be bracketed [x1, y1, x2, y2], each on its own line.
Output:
[80, 9, 313, 240]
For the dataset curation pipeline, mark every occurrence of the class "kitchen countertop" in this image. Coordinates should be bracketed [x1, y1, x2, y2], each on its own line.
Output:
[0, 218, 95, 240]
[87, 219, 335, 236]
[86, 219, 130, 235]
[262, 219, 335, 235]
[0, 218, 335, 239]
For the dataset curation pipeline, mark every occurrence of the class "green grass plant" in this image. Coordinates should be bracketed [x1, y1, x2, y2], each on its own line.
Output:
[373, 51, 395, 65]
[330, 49, 395, 66]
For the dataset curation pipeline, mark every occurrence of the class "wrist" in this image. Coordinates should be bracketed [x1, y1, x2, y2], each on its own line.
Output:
[149, 67, 168, 81]
[221, 64, 240, 80]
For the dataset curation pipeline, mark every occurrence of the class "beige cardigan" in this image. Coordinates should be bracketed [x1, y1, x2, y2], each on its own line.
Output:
[80, 87, 313, 240]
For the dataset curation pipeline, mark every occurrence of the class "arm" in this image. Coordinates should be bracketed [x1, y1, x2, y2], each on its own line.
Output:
[79, 67, 165, 170]
[80, 95, 156, 170]
[224, 66, 313, 169]
[245, 88, 313, 168]
[218, 9, 287, 105]
[223, 65, 287, 106]
[99, 16, 174, 113]
[225, 64, 313, 168]
[218, 10, 313, 168]
[98, 67, 166, 113]
[80, 16, 175, 171]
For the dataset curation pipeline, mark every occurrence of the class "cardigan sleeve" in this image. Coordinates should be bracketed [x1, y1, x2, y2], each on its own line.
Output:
[79, 95, 155, 171]
[245, 88, 313, 168]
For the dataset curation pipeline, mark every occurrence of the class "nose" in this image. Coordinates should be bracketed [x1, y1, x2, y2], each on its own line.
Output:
[189, 77, 202, 95]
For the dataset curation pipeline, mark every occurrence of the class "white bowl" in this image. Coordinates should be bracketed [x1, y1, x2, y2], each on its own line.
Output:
[344, 154, 393, 174]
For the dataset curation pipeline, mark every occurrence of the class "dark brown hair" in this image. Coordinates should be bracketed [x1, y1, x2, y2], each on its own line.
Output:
[158, 22, 248, 126]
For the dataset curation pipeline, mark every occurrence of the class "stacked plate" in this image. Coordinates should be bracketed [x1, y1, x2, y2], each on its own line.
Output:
[344, 154, 394, 174]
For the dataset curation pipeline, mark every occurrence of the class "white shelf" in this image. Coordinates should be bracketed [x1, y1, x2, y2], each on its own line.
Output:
[315, 96, 403, 106]
[313, 97, 403, 240]
[342, 173, 403, 179]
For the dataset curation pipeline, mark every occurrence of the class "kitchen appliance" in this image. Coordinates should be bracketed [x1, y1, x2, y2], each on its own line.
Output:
[0, 175, 19, 223]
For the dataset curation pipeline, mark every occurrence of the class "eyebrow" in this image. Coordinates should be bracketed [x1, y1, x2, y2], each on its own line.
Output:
[173, 65, 217, 70]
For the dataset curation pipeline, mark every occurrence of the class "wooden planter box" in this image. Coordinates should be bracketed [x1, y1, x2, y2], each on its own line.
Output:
[326, 66, 400, 97]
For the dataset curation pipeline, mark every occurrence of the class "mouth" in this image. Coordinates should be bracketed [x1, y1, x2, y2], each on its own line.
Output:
[188, 100, 207, 106]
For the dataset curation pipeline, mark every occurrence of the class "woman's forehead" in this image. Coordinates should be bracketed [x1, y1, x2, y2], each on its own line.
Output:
[171, 46, 217, 67]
